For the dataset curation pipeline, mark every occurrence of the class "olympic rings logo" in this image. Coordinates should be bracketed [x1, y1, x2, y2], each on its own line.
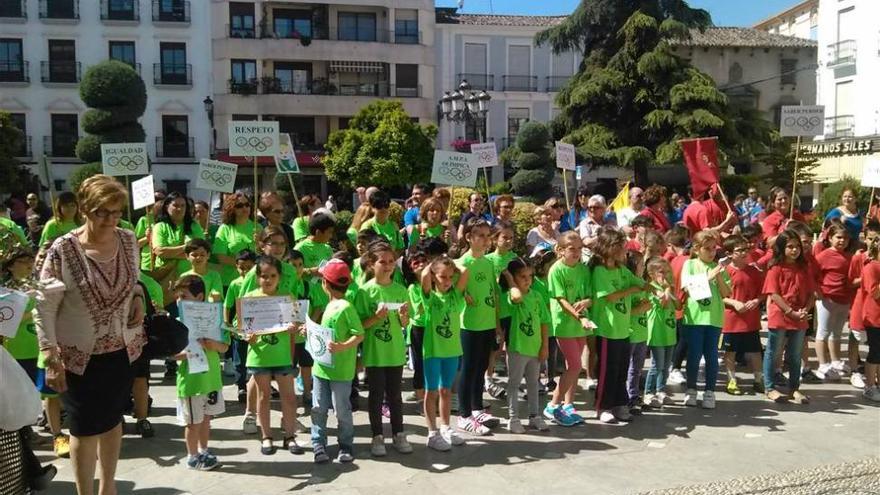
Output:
[201, 169, 233, 186]
[107, 155, 146, 171]
[783, 116, 822, 130]
[234, 136, 274, 153]
[0, 306, 15, 322]
[477, 151, 494, 163]
[439, 165, 473, 181]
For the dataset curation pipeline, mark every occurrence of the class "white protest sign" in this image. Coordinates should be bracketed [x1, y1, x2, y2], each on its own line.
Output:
[131, 175, 155, 211]
[275, 133, 300, 174]
[196, 159, 238, 194]
[780, 105, 825, 137]
[101, 142, 149, 176]
[556, 141, 576, 171]
[861, 157, 880, 188]
[305, 317, 333, 368]
[430, 150, 477, 187]
[470, 142, 498, 168]
[0, 287, 29, 339]
[228, 120, 280, 157]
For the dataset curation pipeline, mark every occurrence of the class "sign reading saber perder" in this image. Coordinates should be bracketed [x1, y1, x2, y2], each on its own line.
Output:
[430, 150, 477, 187]
[228, 121, 280, 157]
[780, 105, 825, 137]
[196, 159, 238, 193]
[101, 143, 149, 176]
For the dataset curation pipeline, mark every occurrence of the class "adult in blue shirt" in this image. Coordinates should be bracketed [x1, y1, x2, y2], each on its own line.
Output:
[403, 183, 428, 244]
[824, 188, 862, 241]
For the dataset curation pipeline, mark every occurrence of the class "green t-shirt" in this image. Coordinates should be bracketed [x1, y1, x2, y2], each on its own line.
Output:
[239, 262, 302, 301]
[346, 226, 358, 247]
[682, 258, 729, 327]
[548, 260, 592, 338]
[176, 330, 230, 398]
[361, 217, 404, 252]
[507, 289, 550, 358]
[39, 218, 77, 249]
[487, 251, 516, 319]
[423, 288, 466, 359]
[629, 290, 649, 344]
[117, 218, 135, 232]
[292, 216, 310, 243]
[314, 298, 364, 381]
[2, 297, 37, 360]
[532, 277, 550, 306]
[294, 238, 333, 270]
[591, 265, 642, 340]
[244, 289, 294, 368]
[181, 269, 224, 301]
[212, 221, 258, 286]
[151, 221, 205, 276]
[0, 217, 28, 246]
[408, 224, 445, 247]
[139, 272, 164, 310]
[456, 252, 498, 331]
[354, 279, 408, 367]
[134, 216, 153, 271]
[407, 283, 427, 328]
[647, 284, 677, 347]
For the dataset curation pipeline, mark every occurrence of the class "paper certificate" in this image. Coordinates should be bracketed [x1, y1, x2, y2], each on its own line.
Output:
[0, 287, 29, 339]
[305, 317, 333, 368]
[238, 296, 296, 335]
[185, 342, 210, 374]
[293, 299, 310, 324]
[179, 301, 223, 342]
[683, 273, 712, 301]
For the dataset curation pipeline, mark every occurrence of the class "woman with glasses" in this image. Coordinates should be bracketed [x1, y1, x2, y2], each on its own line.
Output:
[151, 192, 206, 283]
[213, 192, 259, 290]
[259, 192, 295, 249]
[492, 194, 516, 226]
[576, 194, 610, 256]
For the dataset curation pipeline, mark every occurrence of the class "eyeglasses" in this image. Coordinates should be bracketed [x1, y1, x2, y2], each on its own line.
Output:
[588, 205, 604, 210]
[235, 203, 250, 209]
[92, 208, 124, 219]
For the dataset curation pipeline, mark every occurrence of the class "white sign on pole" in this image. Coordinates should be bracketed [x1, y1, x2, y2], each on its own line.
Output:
[780, 105, 825, 137]
[101, 143, 149, 176]
[228, 121, 280, 157]
[556, 141, 576, 171]
[861, 157, 880, 188]
[0, 287, 29, 339]
[196, 159, 238, 193]
[430, 150, 477, 187]
[131, 175, 155, 211]
[275, 133, 300, 174]
[470, 142, 498, 168]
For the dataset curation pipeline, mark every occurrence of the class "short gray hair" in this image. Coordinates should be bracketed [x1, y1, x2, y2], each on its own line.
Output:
[588, 194, 606, 207]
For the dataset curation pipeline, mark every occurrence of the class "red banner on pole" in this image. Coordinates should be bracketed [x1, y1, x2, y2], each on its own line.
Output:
[680, 137, 720, 200]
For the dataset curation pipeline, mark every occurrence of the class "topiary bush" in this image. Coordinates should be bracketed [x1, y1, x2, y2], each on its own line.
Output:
[511, 168, 555, 197]
[509, 121, 555, 200]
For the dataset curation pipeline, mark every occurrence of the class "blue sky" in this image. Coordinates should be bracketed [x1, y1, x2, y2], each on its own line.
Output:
[436, 0, 802, 27]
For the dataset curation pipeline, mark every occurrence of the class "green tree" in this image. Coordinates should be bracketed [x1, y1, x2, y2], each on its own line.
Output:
[73, 60, 147, 188]
[323, 100, 437, 189]
[759, 139, 819, 192]
[508, 122, 556, 198]
[536, 2, 774, 186]
[0, 112, 39, 195]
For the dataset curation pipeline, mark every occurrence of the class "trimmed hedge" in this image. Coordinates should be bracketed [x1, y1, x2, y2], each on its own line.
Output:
[79, 61, 147, 113]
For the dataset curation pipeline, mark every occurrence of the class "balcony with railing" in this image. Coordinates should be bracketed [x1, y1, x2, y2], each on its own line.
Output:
[0, 0, 27, 20]
[825, 115, 855, 139]
[100, 0, 139, 22]
[394, 85, 421, 98]
[39, 0, 79, 20]
[155, 136, 194, 158]
[228, 78, 259, 95]
[457, 73, 494, 91]
[152, 0, 189, 23]
[43, 135, 79, 158]
[503, 75, 538, 92]
[0, 61, 29, 83]
[40, 61, 80, 83]
[546, 76, 571, 92]
[15, 135, 32, 158]
[227, 23, 256, 38]
[827, 40, 856, 67]
[153, 63, 191, 86]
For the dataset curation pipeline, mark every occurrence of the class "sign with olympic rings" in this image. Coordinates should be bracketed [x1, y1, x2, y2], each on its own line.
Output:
[431, 150, 477, 187]
[196, 159, 238, 193]
[470, 142, 498, 168]
[780, 105, 825, 137]
[101, 142, 149, 176]
[0, 287, 29, 339]
[228, 120, 280, 157]
[131, 175, 156, 211]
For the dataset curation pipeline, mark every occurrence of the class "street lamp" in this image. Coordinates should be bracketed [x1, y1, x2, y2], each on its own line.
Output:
[438, 78, 492, 141]
[203, 96, 215, 156]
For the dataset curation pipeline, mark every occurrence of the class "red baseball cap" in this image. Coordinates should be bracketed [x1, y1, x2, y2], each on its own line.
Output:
[319, 259, 351, 286]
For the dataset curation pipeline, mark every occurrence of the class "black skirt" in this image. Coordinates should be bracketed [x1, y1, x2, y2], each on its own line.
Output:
[62, 349, 134, 437]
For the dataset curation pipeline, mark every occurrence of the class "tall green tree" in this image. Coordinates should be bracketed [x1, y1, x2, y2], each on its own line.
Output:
[537, 1, 775, 186]
[323, 100, 437, 189]
[0, 111, 38, 195]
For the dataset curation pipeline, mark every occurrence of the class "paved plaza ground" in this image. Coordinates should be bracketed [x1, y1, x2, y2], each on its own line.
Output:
[32, 361, 880, 495]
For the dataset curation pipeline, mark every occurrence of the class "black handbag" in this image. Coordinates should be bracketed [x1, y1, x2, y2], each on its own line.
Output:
[138, 282, 189, 359]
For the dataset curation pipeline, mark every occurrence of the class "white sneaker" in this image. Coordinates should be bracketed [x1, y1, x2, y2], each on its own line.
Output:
[392, 432, 413, 454]
[457, 416, 490, 436]
[832, 360, 851, 375]
[701, 390, 716, 409]
[528, 416, 550, 431]
[816, 363, 840, 381]
[507, 418, 525, 434]
[643, 394, 655, 407]
[863, 387, 880, 403]
[668, 369, 687, 386]
[658, 391, 674, 405]
[598, 410, 618, 424]
[584, 378, 597, 390]
[683, 389, 698, 407]
[426, 430, 451, 451]
[441, 425, 465, 446]
[850, 373, 867, 390]
[370, 435, 387, 457]
[242, 413, 258, 435]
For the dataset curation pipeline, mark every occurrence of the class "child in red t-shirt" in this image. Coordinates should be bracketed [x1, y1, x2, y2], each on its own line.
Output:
[848, 221, 880, 390]
[720, 235, 765, 395]
[664, 225, 690, 386]
[859, 238, 880, 402]
[813, 221, 855, 381]
[762, 230, 816, 404]
[741, 225, 765, 267]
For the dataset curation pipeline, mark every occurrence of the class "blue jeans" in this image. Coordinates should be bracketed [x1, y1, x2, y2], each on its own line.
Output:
[683, 324, 722, 391]
[763, 329, 805, 392]
[646, 345, 674, 394]
[311, 376, 354, 452]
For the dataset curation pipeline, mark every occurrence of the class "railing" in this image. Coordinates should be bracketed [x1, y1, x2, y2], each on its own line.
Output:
[100, 0, 139, 21]
[43, 135, 78, 158]
[825, 115, 855, 139]
[155, 136, 194, 158]
[40, 60, 80, 83]
[827, 40, 857, 67]
[228, 78, 259, 95]
[228, 23, 256, 38]
[39, 0, 79, 19]
[261, 77, 315, 95]
[338, 82, 390, 97]
[394, 85, 421, 98]
[259, 23, 328, 40]
[15, 135, 32, 158]
[153, 63, 191, 85]
[256, 25, 420, 44]
[152, 0, 189, 22]
[458, 73, 494, 91]
[394, 30, 421, 45]
[503, 75, 538, 92]
[0, 61, 29, 82]
[546, 75, 570, 92]
[0, 0, 27, 18]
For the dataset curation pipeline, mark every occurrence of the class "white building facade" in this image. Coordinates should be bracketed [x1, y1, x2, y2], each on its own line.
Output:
[0, 0, 212, 200]
[754, 0, 818, 40]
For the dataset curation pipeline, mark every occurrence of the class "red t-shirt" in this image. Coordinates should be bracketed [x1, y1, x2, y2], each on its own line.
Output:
[760, 210, 805, 242]
[850, 250, 868, 331]
[639, 207, 672, 233]
[662, 249, 677, 262]
[763, 262, 816, 330]
[723, 264, 765, 333]
[683, 200, 726, 235]
[746, 247, 765, 266]
[815, 247, 854, 304]
[860, 260, 880, 328]
[811, 241, 827, 258]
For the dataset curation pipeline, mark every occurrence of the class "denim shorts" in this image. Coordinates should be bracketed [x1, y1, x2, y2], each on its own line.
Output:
[248, 366, 297, 377]
[423, 356, 459, 391]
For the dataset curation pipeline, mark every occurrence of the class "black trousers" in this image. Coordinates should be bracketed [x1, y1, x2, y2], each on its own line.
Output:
[595, 336, 631, 411]
[672, 320, 688, 370]
[459, 330, 495, 418]
[410, 326, 425, 391]
[366, 366, 404, 436]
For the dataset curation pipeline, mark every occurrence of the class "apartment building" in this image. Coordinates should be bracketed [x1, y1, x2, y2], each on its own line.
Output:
[0, 0, 212, 197]
[754, 0, 818, 40]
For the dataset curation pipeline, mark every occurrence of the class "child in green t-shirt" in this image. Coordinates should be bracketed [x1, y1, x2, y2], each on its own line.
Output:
[293, 212, 335, 277]
[624, 251, 653, 415]
[359, 190, 404, 253]
[242, 257, 304, 456]
[644, 257, 679, 408]
[308, 259, 364, 464]
[173, 275, 229, 471]
[485, 221, 516, 401]
[181, 238, 223, 302]
[409, 197, 450, 247]
[224, 250, 256, 429]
